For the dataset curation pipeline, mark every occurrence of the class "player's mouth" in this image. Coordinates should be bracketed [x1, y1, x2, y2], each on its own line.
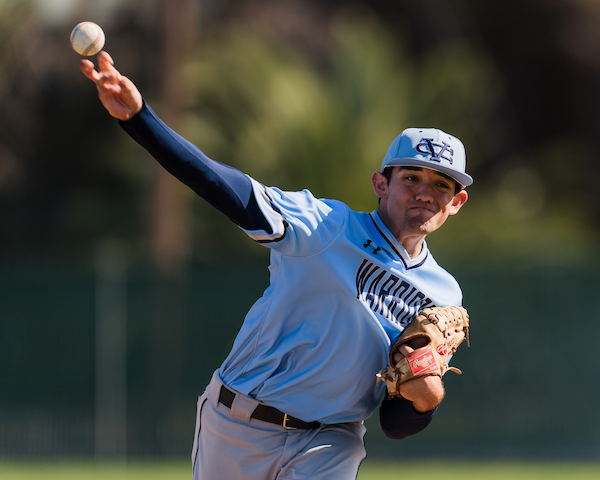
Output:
[408, 205, 437, 216]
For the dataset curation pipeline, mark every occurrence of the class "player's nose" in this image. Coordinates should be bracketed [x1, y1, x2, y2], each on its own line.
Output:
[414, 182, 435, 202]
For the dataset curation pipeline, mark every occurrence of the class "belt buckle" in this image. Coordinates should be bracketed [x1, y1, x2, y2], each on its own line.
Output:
[282, 413, 297, 430]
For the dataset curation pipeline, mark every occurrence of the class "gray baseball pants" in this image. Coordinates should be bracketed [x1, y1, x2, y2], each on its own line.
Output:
[191, 371, 367, 480]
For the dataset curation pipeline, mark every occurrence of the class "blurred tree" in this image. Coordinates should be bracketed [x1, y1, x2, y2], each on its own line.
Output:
[0, 0, 40, 253]
[0, 0, 599, 266]
[152, 0, 198, 275]
[182, 6, 502, 262]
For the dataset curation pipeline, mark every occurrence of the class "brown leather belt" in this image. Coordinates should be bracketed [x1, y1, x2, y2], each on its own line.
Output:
[218, 385, 320, 430]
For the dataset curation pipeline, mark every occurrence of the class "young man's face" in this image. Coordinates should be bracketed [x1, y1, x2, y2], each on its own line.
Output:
[373, 166, 468, 241]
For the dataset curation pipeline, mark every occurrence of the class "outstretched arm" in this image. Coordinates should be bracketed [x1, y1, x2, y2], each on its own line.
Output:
[119, 102, 277, 234]
[79, 51, 278, 236]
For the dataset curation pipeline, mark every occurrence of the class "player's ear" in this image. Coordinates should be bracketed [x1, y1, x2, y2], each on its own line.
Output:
[372, 171, 388, 200]
[448, 190, 468, 215]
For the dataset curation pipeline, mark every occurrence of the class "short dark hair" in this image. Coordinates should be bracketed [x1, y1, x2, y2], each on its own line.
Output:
[382, 167, 464, 195]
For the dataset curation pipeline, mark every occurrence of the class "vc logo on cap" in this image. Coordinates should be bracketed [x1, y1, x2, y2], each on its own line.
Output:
[381, 128, 473, 187]
[415, 138, 454, 165]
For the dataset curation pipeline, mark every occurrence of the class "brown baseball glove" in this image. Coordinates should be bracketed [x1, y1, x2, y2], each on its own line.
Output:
[376, 306, 470, 398]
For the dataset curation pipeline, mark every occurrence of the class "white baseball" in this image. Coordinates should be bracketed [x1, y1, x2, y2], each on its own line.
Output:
[70, 22, 105, 56]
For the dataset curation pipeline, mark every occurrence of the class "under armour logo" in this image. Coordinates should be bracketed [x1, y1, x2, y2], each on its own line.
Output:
[364, 239, 381, 255]
[415, 138, 454, 165]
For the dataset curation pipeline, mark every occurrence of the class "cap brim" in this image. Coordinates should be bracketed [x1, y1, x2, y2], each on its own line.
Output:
[383, 157, 473, 187]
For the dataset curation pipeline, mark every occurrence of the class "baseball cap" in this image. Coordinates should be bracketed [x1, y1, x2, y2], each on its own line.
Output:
[381, 128, 473, 187]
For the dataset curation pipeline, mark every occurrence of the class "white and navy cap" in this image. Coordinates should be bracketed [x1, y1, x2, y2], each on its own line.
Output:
[381, 128, 473, 187]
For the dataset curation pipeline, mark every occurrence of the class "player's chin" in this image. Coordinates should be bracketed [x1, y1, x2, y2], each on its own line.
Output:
[406, 215, 435, 232]
[410, 212, 450, 233]
[408, 220, 444, 237]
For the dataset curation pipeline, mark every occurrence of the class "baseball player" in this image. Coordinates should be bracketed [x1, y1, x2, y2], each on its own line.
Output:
[80, 51, 471, 480]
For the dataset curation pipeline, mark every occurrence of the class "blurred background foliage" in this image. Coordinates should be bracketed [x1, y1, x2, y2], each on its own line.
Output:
[2, 0, 600, 460]
[1, 0, 599, 267]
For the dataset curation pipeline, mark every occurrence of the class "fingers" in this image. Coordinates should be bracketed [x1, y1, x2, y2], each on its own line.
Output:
[78, 50, 143, 120]
[79, 59, 99, 81]
[97, 51, 116, 73]
[392, 336, 429, 364]
[393, 345, 412, 364]
[396, 344, 414, 358]
[79, 51, 119, 84]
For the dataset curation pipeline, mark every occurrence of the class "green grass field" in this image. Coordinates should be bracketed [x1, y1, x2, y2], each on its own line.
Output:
[1, 458, 600, 480]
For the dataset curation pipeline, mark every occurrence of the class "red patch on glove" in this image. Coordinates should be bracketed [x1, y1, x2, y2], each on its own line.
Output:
[406, 344, 438, 376]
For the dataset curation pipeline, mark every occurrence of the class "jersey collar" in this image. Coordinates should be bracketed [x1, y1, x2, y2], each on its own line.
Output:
[369, 211, 429, 269]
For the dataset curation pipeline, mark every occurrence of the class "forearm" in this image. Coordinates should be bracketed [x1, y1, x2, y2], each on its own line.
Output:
[379, 395, 437, 440]
[119, 101, 272, 232]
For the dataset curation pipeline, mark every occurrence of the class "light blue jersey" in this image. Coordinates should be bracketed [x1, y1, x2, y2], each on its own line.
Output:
[219, 181, 462, 424]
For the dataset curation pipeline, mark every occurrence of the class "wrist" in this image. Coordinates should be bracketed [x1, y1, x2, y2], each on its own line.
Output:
[400, 375, 445, 413]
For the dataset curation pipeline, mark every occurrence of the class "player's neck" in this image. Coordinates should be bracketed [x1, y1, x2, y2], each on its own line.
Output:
[399, 236, 425, 259]
[377, 209, 426, 258]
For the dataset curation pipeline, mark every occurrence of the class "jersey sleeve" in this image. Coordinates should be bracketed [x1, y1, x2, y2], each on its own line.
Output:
[119, 101, 276, 235]
[244, 181, 348, 256]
